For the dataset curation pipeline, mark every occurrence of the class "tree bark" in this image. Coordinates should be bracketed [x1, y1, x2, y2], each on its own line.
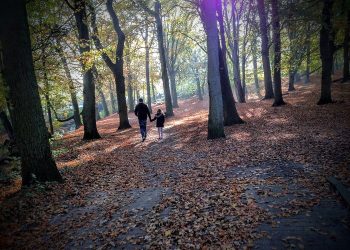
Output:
[241, 43, 247, 100]
[154, 1, 174, 116]
[41, 49, 54, 134]
[0, 0, 62, 185]
[200, 0, 225, 139]
[72, 0, 100, 139]
[98, 90, 109, 117]
[271, 0, 286, 106]
[230, 0, 245, 103]
[107, 0, 131, 129]
[252, 35, 262, 97]
[304, 23, 311, 84]
[89, 0, 131, 129]
[195, 68, 203, 101]
[0, 110, 14, 142]
[288, 70, 296, 91]
[342, 10, 350, 82]
[318, 0, 334, 105]
[43, 71, 54, 135]
[125, 54, 134, 112]
[56, 40, 82, 129]
[218, 46, 244, 125]
[169, 69, 179, 108]
[151, 82, 156, 103]
[109, 81, 117, 113]
[217, 0, 243, 125]
[257, 0, 274, 99]
[95, 104, 101, 120]
[145, 21, 153, 112]
[92, 66, 109, 117]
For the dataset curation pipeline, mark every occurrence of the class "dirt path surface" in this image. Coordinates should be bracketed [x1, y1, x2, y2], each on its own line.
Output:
[1, 80, 350, 249]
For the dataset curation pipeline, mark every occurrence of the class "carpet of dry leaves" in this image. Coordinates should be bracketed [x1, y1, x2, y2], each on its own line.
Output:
[0, 77, 350, 249]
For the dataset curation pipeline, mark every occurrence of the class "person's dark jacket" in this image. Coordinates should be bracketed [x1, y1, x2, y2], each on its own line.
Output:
[134, 103, 151, 121]
[151, 113, 165, 127]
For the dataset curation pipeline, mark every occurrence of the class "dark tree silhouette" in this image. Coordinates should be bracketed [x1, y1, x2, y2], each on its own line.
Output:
[0, 0, 62, 185]
[257, 0, 274, 99]
[271, 0, 286, 106]
[318, 0, 335, 105]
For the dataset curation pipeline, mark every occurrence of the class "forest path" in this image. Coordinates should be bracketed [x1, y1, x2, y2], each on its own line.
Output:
[1, 80, 350, 249]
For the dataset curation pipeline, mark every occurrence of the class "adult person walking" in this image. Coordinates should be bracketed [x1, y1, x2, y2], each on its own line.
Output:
[134, 98, 152, 141]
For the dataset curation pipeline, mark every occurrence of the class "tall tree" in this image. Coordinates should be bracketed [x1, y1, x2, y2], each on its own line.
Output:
[144, 19, 153, 111]
[108, 81, 117, 113]
[164, 27, 180, 108]
[92, 66, 110, 117]
[41, 48, 54, 135]
[200, 0, 225, 139]
[228, 0, 245, 103]
[66, 0, 100, 139]
[342, 9, 350, 82]
[0, 110, 14, 142]
[252, 33, 262, 97]
[257, 0, 274, 99]
[0, 0, 62, 185]
[135, 0, 174, 116]
[271, 0, 285, 106]
[304, 23, 311, 84]
[125, 41, 135, 112]
[89, 0, 131, 129]
[318, 0, 334, 105]
[55, 39, 82, 129]
[216, 0, 244, 125]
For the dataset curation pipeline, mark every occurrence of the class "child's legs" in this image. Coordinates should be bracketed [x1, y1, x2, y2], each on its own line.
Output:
[158, 127, 163, 138]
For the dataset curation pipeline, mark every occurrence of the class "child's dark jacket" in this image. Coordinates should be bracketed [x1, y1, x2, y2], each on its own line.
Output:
[151, 113, 165, 127]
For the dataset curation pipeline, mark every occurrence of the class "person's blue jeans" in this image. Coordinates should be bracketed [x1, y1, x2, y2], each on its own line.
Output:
[138, 119, 147, 138]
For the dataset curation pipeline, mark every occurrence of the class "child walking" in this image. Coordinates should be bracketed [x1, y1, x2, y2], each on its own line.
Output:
[151, 109, 165, 139]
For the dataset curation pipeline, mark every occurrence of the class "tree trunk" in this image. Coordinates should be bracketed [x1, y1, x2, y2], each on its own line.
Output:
[218, 45, 244, 125]
[92, 66, 109, 117]
[257, 0, 274, 99]
[145, 22, 152, 112]
[73, 0, 100, 139]
[105, 0, 131, 129]
[169, 69, 179, 108]
[271, 0, 286, 106]
[99, 90, 109, 117]
[217, 0, 243, 125]
[125, 54, 134, 112]
[95, 104, 101, 120]
[195, 68, 203, 101]
[230, 1, 245, 103]
[44, 82, 54, 135]
[0, 0, 62, 185]
[304, 23, 311, 84]
[288, 70, 296, 91]
[252, 36, 262, 97]
[200, 0, 225, 139]
[109, 81, 117, 113]
[342, 10, 350, 82]
[251, 36, 261, 98]
[41, 52, 54, 134]
[56, 40, 82, 129]
[241, 44, 247, 100]
[89, 0, 130, 129]
[127, 82, 134, 112]
[287, 24, 296, 91]
[318, 0, 334, 105]
[151, 82, 156, 103]
[0, 110, 14, 141]
[154, 1, 173, 116]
